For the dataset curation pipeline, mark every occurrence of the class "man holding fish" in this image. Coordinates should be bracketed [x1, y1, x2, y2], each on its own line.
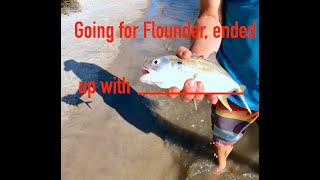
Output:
[174, 0, 259, 172]
[140, 0, 259, 172]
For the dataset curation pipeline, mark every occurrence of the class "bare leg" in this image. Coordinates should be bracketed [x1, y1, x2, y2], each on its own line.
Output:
[214, 143, 233, 172]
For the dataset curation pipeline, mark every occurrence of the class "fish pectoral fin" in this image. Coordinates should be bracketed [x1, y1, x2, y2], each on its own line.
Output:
[193, 98, 198, 110]
[217, 95, 232, 112]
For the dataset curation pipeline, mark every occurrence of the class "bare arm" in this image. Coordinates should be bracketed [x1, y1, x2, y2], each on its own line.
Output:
[192, 0, 223, 57]
[168, 0, 224, 104]
[178, 0, 223, 59]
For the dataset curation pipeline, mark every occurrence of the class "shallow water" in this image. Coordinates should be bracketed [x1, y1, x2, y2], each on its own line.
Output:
[115, 0, 259, 179]
[61, 0, 259, 179]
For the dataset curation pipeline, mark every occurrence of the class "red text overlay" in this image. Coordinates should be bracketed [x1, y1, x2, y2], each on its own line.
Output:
[79, 77, 130, 98]
[74, 21, 256, 43]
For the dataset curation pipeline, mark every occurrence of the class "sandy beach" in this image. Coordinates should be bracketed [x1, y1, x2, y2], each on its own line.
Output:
[61, 0, 181, 179]
[61, 0, 259, 179]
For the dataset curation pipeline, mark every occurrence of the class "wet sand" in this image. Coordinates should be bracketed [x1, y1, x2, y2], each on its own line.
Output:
[61, 0, 259, 179]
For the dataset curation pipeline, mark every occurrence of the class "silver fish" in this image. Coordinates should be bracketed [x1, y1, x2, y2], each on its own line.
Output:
[139, 53, 251, 114]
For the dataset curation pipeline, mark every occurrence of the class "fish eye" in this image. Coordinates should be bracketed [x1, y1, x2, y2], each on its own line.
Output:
[153, 59, 160, 65]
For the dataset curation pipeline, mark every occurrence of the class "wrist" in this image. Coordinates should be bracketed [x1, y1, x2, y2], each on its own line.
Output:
[189, 16, 221, 58]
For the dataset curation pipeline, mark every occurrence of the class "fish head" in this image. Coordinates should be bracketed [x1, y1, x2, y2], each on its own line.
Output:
[143, 56, 171, 72]
[140, 56, 178, 88]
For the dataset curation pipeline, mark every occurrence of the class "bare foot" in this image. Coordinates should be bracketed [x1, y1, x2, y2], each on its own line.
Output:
[215, 162, 227, 173]
[202, 163, 226, 180]
[213, 143, 233, 172]
[203, 171, 220, 180]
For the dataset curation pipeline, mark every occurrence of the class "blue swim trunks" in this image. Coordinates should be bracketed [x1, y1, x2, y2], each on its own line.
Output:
[213, 0, 259, 145]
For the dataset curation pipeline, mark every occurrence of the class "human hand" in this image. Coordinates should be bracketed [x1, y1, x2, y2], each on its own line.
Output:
[166, 46, 218, 105]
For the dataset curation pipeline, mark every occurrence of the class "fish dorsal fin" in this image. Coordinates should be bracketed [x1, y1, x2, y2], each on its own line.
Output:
[208, 52, 217, 61]
[191, 53, 217, 65]
[187, 52, 231, 77]
[191, 52, 220, 65]
[207, 52, 223, 66]
[206, 52, 232, 77]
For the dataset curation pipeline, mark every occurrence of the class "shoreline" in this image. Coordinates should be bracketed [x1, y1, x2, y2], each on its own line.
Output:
[61, 0, 150, 126]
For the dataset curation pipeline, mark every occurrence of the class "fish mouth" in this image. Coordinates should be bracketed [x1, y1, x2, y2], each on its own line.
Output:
[141, 67, 150, 75]
[140, 67, 151, 82]
[141, 67, 155, 75]
[140, 68, 159, 85]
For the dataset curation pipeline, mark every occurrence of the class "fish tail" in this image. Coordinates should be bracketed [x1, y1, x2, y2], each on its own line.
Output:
[217, 95, 232, 112]
[235, 85, 252, 114]
[85, 101, 92, 109]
